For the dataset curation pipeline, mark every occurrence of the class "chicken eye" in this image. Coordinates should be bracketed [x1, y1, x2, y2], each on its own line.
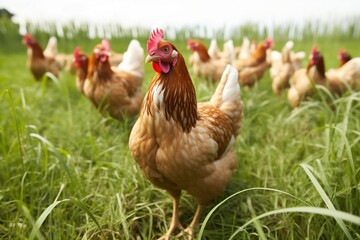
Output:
[164, 46, 169, 52]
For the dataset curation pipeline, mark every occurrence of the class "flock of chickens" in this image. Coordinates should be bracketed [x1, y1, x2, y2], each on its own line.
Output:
[186, 36, 360, 108]
[22, 29, 359, 239]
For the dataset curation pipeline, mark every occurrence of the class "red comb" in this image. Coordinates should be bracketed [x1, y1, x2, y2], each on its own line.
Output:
[101, 39, 111, 52]
[23, 33, 32, 40]
[338, 48, 346, 55]
[311, 45, 318, 54]
[147, 28, 164, 54]
[73, 47, 81, 58]
[265, 37, 274, 48]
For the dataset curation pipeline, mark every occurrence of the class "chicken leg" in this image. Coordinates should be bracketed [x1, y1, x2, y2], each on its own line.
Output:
[176, 204, 204, 239]
[158, 192, 184, 240]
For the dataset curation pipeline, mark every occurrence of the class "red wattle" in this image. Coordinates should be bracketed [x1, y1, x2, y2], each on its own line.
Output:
[152, 62, 162, 73]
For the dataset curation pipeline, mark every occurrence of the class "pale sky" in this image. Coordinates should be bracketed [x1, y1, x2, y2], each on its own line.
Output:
[1, 0, 359, 32]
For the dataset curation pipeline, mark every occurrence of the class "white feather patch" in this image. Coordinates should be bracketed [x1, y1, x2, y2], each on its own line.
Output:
[118, 39, 144, 77]
[152, 82, 164, 107]
[285, 41, 294, 50]
[353, 58, 360, 73]
[222, 65, 240, 103]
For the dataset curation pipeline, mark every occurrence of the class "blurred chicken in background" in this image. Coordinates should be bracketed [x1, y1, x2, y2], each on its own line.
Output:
[270, 41, 305, 95]
[236, 37, 274, 87]
[22, 34, 61, 80]
[83, 39, 144, 120]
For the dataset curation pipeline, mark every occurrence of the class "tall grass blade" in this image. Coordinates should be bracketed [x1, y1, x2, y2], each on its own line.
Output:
[29, 133, 74, 182]
[116, 192, 130, 238]
[28, 199, 70, 240]
[242, 197, 267, 240]
[197, 187, 310, 238]
[16, 201, 45, 240]
[229, 207, 360, 239]
[69, 198, 105, 238]
[300, 163, 354, 239]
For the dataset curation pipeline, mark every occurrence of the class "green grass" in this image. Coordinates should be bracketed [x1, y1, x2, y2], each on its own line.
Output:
[0, 20, 360, 239]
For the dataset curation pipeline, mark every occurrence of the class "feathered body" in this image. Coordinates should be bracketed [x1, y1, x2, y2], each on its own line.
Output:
[271, 41, 305, 95]
[23, 34, 60, 80]
[235, 38, 272, 69]
[326, 50, 360, 95]
[288, 46, 326, 108]
[109, 50, 124, 67]
[83, 39, 144, 119]
[235, 38, 273, 87]
[129, 29, 243, 239]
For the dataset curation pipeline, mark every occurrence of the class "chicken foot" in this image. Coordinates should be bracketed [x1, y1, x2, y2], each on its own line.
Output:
[176, 204, 204, 240]
[158, 193, 184, 240]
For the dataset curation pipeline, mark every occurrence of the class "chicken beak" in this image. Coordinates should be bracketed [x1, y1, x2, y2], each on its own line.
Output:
[145, 54, 158, 63]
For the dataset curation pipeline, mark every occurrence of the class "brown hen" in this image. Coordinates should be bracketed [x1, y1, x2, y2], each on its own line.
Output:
[83, 39, 144, 120]
[22, 34, 60, 80]
[129, 29, 243, 239]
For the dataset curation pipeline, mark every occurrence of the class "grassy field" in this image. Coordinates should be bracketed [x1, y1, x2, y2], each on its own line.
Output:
[0, 19, 360, 239]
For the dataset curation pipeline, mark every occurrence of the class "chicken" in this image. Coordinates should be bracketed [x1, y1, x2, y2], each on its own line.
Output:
[73, 47, 89, 94]
[271, 41, 305, 95]
[187, 39, 234, 82]
[129, 29, 243, 239]
[326, 49, 360, 95]
[22, 34, 61, 80]
[83, 39, 144, 119]
[288, 46, 327, 108]
[236, 38, 274, 87]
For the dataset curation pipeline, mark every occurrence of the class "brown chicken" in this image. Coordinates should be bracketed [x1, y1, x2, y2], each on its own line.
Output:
[326, 49, 360, 95]
[271, 41, 305, 95]
[73, 47, 89, 94]
[83, 39, 144, 120]
[22, 34, 61, 80]
[288, 46, 327, 108]
[236, 38, 274, 87]
[187, 39, 233, 82]
[129, 29, 243, 239]
[235, 37, 273, 69]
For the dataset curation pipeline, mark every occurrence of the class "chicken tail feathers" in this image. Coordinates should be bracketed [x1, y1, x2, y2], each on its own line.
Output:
[210, 65, 243, 136]
[118, 39, 145, 78]
[44, 36, 58, 59]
